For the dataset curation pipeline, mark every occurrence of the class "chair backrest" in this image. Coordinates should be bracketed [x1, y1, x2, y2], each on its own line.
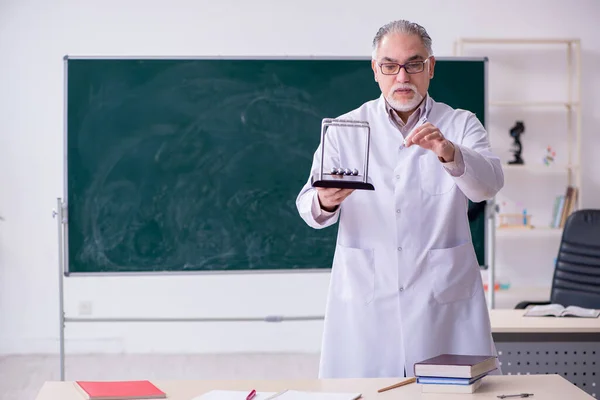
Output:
[550, 209, 600, 309]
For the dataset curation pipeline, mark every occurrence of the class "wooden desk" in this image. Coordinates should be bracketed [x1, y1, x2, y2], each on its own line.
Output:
[35, 375, 593, 400]
[489, 309, 600, 396]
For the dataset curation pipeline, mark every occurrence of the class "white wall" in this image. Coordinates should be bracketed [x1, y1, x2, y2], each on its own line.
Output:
[1, 0, 599, 355]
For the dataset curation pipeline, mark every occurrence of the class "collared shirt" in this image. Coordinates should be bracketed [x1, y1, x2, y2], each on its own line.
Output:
[384, 96, 427, 137]
[384, 95, 465, 177]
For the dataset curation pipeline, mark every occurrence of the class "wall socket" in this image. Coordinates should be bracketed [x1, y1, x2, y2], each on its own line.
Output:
[78, 301, 93, 316]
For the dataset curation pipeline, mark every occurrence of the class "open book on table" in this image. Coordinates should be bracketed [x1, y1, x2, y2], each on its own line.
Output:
[524, 304, 600, 318]
[193, 390, 362, 400]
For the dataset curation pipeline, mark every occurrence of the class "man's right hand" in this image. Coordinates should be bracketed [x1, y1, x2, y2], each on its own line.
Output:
[316, 187, 355, 212]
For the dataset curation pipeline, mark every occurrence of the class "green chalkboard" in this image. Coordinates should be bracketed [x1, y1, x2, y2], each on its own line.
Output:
[65, 56, 487, 274]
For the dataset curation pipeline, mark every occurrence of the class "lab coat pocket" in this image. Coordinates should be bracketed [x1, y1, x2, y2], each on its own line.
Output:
[419, 153, 456, 195]
[428, 242, 479, 304]
[331, 244, 375, 304]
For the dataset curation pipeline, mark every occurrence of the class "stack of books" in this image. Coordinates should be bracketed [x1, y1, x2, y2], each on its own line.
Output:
[413, 354, 497, 394]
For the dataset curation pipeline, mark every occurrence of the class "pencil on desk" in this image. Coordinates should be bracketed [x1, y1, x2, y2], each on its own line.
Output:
[377, 377, 416, 393]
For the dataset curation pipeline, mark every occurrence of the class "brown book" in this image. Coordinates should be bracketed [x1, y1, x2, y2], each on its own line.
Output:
[559, 186, 574, 228]
[569, 187, 579, 214]
[414, 354, 497, 378]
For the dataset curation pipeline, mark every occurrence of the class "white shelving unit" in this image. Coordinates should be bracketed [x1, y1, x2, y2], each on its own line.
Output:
[494, 227, 563, 239]
[454, 38, 582, 307]
[455, 38, 582, 213]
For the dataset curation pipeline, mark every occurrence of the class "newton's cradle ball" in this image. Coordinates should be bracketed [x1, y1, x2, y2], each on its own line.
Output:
[330, 167, 359, 176]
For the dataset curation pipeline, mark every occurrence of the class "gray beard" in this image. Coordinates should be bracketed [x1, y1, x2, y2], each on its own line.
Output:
[386, 91, 424, 112]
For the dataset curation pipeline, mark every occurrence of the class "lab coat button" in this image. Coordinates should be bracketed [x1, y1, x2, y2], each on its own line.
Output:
[396, 209, 401, 214]
[397, 247, 402, 251]
[399, 287, 404, 292]
[395, 175, 400, 179]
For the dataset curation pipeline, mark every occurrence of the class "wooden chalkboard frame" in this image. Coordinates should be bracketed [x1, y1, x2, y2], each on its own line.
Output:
[61, 56, 494, 275]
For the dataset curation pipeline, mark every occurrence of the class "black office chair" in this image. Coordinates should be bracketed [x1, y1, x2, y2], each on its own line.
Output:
[515, 209, 600, 310]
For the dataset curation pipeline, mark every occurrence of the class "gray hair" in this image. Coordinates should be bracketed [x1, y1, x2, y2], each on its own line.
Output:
[371, 20, 433, 60]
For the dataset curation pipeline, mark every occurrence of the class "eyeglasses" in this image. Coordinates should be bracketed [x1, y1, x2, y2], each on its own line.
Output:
[378, 57, 431, 75]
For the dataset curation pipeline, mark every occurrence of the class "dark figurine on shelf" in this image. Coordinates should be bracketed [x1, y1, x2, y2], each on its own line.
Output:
[508, 121, 525, 165]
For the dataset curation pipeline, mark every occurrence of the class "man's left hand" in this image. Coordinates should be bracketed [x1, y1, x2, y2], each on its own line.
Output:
[405, 122, 455, 162]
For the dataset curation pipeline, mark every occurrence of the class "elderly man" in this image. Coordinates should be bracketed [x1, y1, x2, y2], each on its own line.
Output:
[296, 19, 504, 379]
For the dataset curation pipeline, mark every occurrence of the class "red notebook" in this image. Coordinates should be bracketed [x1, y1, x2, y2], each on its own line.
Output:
[74, 380, 166, 400]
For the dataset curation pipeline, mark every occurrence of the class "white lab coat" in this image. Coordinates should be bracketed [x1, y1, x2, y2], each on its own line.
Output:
[296, 94, 504, 379]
